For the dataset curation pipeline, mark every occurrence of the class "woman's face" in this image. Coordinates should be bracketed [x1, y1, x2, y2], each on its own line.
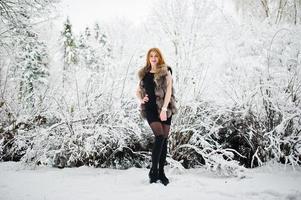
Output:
[149, 51, 159, 66]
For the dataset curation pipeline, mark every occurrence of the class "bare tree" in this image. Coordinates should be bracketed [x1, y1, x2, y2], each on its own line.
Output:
[149, 0, 224, 103]
[261, 0, 270, 17]
[232, 0, 301, 24]
[0, 0, 58, 55]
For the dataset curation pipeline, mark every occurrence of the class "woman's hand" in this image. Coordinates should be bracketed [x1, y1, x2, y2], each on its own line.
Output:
[140, 94, 149, 104]
[160, 110, 167, 121]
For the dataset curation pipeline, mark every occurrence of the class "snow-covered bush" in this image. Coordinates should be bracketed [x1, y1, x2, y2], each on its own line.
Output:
[168, 102, 247, 177]
[219, 23, 301, 167]
[1, 97, 151, 169]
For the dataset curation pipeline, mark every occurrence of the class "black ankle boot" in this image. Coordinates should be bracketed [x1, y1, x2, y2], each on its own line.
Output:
[149, 135, 164, 184]
[149, 168, 158, 183]
[158, 169, 169, 186]
[158, 138, 169, 185]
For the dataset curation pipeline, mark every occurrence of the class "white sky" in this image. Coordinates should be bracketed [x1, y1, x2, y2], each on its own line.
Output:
[57, 0, 153, 32]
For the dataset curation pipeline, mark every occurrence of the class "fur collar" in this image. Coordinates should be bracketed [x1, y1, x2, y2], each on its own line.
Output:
[138, 64, 168, 80]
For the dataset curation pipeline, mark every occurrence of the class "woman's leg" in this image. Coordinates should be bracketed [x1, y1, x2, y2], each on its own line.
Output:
[149, 121, 164, 136]
[159, 124, 170, 172]
[158, 123, 170, 185]
[148, 122, 165, 183]
[162, 124, 170, 138]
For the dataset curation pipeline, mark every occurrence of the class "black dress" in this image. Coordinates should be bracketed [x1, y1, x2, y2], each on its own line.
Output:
[142, 71, 172, 125]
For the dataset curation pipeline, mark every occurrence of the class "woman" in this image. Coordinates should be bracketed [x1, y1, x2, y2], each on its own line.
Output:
[136, 48, 177, 185]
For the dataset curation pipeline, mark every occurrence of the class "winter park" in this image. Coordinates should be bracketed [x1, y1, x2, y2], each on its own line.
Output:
[0, 0, 301, 199]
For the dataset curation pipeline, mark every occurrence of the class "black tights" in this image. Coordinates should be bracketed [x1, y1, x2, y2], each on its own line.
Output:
[148, 122, 170, 171]
[149, 122, 170, 138]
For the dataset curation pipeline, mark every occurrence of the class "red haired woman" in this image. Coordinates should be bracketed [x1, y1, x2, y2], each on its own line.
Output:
[136, 48, 177, 185]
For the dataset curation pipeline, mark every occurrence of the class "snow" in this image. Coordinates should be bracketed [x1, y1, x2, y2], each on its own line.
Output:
[0, 162, 301, 200]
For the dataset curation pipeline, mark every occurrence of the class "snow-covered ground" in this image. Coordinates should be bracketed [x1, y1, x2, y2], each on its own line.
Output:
[0, 162, 301, 200]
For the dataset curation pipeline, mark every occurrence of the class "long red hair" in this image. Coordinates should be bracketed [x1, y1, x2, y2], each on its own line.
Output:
[145, 48, 166, 67]
[138, 48, 166, 80]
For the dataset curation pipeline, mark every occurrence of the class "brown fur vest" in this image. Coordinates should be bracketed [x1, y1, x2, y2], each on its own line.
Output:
[138, 64, 178, 119]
